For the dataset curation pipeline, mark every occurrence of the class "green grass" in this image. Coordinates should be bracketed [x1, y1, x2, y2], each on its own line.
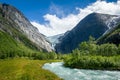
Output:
[0, 58, 62, 80]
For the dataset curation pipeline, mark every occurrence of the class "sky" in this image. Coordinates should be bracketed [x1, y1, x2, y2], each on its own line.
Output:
[0, 0, 120, 36]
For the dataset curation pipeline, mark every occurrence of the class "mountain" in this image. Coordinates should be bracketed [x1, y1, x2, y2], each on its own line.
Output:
[0, 3, 52, 52]
[47, 33, 64, 50]
[55, 13, 120, 53]
[97, 23, 120, 45]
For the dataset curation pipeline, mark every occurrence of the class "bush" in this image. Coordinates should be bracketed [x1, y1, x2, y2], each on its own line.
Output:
[64, 36, 120, 70]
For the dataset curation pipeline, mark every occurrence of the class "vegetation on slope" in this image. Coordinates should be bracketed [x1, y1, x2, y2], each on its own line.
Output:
[0, 9, 41, 51]
[0, 30, 62, 60]
[0, 30, 36, 59]
[64, 36, 120, 70]
[98, 24, 120, 45]
[0, 58, 62, 80]
[0, 7, 58, 59]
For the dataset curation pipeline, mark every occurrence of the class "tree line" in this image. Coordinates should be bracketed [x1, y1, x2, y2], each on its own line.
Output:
[64, 36, 120, 70]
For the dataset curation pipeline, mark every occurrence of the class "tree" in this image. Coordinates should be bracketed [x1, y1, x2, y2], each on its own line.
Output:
[118, 44, 120, 55]
[88, 36, 96, 44]
[98, 43, 118, 56]
[79, 41, 89, 55]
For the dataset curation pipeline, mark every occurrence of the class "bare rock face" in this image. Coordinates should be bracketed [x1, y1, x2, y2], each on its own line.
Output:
[0, 3, 52, 52]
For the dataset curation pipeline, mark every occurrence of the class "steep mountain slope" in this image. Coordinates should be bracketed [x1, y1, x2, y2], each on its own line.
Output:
[55, 13, 120, 53]
[97, 23, 120, 45]
[0, 3, 52, 52]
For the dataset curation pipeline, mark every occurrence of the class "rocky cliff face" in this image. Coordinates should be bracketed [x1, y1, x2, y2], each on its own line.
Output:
[0, 3, 52, 52]
[55, 13, 120, 53]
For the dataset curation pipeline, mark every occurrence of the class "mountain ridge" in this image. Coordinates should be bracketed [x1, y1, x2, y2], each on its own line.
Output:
[55, 13, 120, 53]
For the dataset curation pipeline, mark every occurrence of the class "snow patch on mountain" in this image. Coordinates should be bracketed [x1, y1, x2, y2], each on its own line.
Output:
[104, 16, 120, 35]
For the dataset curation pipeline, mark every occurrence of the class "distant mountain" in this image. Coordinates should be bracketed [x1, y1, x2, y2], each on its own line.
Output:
[47, 33, 64, 50]
[0, 3, 52, 52]
[97, 23, 120, 45]
[55, 13, 120, 53]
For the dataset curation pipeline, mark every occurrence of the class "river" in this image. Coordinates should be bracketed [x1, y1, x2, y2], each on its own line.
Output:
[42, 62, 120, 80]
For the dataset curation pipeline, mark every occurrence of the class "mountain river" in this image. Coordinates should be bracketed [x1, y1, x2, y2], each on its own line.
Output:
[42, 62, 120, 80]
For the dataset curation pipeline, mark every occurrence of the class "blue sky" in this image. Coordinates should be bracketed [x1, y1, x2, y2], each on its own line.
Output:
[0, 0, 119, 36]
[0, 0, 117, 22]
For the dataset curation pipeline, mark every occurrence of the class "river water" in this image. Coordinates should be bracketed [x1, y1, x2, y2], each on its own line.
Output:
[42, 62, 120, 80]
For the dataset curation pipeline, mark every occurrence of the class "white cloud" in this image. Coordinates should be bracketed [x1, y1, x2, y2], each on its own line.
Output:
[31, 0, 120, 37]
[49, 3, 65, 17]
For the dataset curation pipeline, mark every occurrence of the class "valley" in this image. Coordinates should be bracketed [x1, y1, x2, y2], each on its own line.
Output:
[0, 1, 120, 80]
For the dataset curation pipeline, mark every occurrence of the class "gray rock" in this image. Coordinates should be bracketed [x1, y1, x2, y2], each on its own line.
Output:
[0, 3, 52, 52]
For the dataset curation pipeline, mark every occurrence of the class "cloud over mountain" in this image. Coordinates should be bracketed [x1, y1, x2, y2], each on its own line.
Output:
[31, 0, 120, 36]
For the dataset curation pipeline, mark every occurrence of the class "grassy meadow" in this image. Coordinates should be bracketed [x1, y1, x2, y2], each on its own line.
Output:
[0, 58, 62, 80]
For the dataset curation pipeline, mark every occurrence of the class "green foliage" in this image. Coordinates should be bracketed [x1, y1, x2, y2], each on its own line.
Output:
[97, 43, 118, 56]
[64, 55, 120, 70]
[64, 36, 120, 70]
[0, 30, 37, 59]
[0, 31, 58, 60]
[0, 31, 18, 58]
